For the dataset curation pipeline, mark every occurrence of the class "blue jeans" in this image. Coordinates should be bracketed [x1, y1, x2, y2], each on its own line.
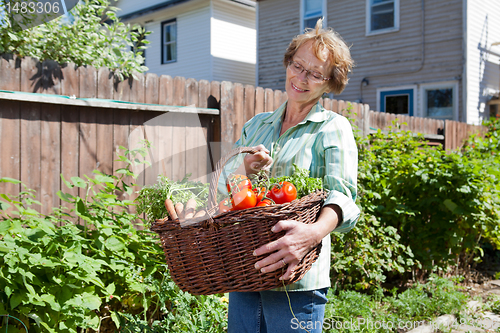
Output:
[228, 288, 329, 333]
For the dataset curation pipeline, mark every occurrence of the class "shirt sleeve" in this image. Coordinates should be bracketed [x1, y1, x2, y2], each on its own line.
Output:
[321, 116, 360, 233]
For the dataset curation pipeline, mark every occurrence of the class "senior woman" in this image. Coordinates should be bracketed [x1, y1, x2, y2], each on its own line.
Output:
[225, 19, 360, 333]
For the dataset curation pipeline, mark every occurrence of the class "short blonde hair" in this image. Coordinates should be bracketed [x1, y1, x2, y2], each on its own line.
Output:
[283, 18, 353, 94]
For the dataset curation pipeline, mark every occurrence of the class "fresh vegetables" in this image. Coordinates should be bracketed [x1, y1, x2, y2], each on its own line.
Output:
[136, 175, 209, 224]
[268, 181, 297, 204]
[268, 164, 323, 199]
[136, 165, 324, 222]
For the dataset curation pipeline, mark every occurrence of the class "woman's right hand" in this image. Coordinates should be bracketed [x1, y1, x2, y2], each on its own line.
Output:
[244, 144, 273, 175]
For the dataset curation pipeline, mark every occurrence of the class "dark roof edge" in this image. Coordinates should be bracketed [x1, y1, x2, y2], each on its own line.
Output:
[119, 0, 190, 21]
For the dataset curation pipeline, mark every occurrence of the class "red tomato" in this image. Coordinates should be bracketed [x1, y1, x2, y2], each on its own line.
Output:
[268, 181, 297, 204]
[253, 187, 266, 202]
[232, 188, 257, 210]
[218, 198, 233, 214]
[256, 198, 273, 207]
[226, 175, 252, 194]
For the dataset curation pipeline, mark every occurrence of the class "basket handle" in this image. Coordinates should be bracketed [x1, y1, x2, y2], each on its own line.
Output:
[207, 146, 259, 211]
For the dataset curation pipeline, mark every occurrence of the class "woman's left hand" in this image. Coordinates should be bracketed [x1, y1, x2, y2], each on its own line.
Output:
[253, 220, 322, 280]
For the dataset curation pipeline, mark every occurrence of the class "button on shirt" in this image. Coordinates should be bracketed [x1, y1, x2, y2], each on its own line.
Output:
[223, 101, 360, 291]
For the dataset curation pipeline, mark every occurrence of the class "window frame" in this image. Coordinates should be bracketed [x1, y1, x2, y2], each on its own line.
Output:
[161, 18, 177, 64]
[365, 0, 400, 36]
[419, 81, 459, 121]
[377, 85, 417, 116]
[300, 0, 327, 32]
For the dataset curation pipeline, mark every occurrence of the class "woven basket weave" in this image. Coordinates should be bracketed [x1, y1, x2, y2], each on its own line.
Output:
[151, 147, 327, 295]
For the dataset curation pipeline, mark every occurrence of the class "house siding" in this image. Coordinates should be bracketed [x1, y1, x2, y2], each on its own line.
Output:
[257, 0, 300, 91]
[258, 0, 470, 120]
[341, 0, 464, 118]
[211, 0, 256, 85]
[466, 0, 500, 124]
[144, 6, 212, 82]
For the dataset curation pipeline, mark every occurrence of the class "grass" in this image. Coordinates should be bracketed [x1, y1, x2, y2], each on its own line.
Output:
[323, 274, 470, 332]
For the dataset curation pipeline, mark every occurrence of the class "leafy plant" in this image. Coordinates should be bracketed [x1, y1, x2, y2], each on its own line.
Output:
[0, 0, 150, 80]
[356, 123, 500, 272]
[135, 175, 209, 224]
[324, 275, 469, 333]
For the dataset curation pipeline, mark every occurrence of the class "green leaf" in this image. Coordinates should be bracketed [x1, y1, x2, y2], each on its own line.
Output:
[10, 293, 23, 309]
[111, 311, 120, 329]
[71, 176, 87, 188]
[443, 199, 459, 214]
[0, 177, 21, 184]
[105, 236, 126, 252]
[0, 221, 11, 234]
[112, 48, 122, 57]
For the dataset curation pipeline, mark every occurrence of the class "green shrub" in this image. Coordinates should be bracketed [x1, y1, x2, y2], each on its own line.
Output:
[0, 145, 227, 332]
[356, 124, 500, 272]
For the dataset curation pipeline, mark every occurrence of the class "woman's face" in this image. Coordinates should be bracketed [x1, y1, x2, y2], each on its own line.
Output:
[285, 40, 332, 107]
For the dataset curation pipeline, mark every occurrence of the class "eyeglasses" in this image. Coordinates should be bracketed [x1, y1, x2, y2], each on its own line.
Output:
[287, 60, 331, 83]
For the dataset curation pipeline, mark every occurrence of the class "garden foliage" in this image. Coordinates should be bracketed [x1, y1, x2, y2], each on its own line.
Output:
[330, 117, 500, 290]
[0, 0, 149, 80]
[0, 118, 499, 330]
[0, 146, 227, 332]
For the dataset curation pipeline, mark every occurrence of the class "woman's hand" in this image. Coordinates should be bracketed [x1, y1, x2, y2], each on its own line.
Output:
[243, 144, 273, 175]
[252, 204, 342, 280]
[253, 220, 322, 280]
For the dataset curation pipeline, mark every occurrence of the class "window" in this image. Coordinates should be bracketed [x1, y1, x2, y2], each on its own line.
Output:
[420, 82, 458, 120]
[161, 19, 177, 64]
[301, 0, 325, 31]
[378, 87, 415, 116]
[366, 0, 399, 35]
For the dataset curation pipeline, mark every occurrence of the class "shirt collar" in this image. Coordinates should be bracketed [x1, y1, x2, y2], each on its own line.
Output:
[263, 101, 330, 125]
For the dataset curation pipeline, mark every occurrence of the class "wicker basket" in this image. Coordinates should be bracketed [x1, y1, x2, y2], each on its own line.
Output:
[150, 147, 327, 295]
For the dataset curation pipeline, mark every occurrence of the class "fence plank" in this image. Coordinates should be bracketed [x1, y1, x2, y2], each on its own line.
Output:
[172, 113, 186, 181]
[114, 77, 131, 102]
[40, 104, 61, 215]
[60, 63, 79, 97]
[255, 87, 265, 115]
[173, 76, 186, 106]
[274, 90, 282, 109]
[0, 54, 21, 91]
[234, 83, 244, 142]
[159, 75, 173, 105]
[185, 78, 201, 181]
[21, 56, 41, 93]
[130, 73, 145, 104]
[221, 81, 235, 146]
[41, 59, 61, 95]
[198, 79, 210, 109]
[60, 105, 80, 217]
[0, 100, 20, 200]
[244, 85, 255, 121]
[185, 78, 199, 107]
[97, 67, 113, 100]
[265, 88, 274, 112]
[145, 73, 159, 105]
[20, 102, 42, 211]
[78, 66, 97, 98]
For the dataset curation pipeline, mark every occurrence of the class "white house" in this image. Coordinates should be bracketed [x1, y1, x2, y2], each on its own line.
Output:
[116, 0, 256, 86]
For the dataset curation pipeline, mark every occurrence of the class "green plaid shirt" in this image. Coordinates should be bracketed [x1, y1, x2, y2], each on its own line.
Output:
[223, 101, 360, 291]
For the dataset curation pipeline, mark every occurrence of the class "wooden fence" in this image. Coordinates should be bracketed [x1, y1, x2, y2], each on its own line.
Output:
[0, 54, 487, 215]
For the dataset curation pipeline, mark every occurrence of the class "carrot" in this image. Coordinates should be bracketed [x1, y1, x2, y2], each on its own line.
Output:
[184, 198, 197, 219]
[164, 199, 178, 220]
[194, 210, 207, 218]
[175, 202, 184, 219]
